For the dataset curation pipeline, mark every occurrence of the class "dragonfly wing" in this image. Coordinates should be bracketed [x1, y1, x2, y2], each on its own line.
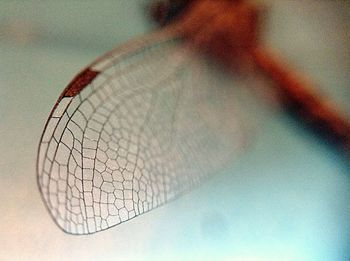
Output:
[37, 29, 245, 235]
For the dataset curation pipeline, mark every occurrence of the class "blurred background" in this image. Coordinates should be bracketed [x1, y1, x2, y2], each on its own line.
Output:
[0, 0, 349, 260]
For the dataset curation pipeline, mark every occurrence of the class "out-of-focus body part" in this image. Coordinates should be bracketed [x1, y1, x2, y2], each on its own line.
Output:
[150, 0, 350, 155]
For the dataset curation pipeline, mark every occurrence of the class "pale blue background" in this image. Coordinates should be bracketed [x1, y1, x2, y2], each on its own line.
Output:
[0, 0, 349, 260]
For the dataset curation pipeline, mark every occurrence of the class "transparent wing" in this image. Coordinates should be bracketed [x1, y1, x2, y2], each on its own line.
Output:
[37, 29, 246, 235]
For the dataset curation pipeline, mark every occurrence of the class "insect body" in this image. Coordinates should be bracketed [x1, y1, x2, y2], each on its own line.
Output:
[38, 0, 350, 235]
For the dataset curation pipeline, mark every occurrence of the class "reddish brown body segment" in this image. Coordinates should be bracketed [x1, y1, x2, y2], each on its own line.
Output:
[253, 48, 350, 152]
[151, 0, 350, 154]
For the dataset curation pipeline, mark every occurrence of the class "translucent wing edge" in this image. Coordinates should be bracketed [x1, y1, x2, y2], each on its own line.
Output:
[36, 28, 180, 234]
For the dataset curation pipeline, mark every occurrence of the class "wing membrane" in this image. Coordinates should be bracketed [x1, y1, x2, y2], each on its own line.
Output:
[37, 29, 245, 234]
